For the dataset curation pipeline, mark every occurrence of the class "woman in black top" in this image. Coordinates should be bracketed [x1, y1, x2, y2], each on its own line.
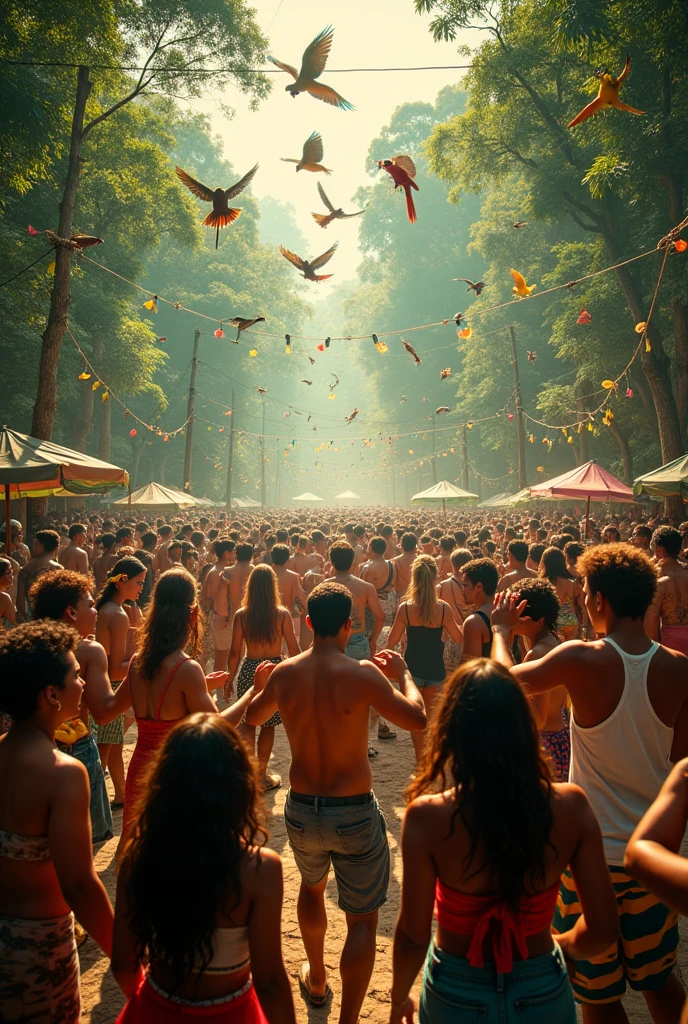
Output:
[387, 555, 463, 762]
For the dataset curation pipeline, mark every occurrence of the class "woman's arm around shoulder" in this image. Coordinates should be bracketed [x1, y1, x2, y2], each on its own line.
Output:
[246, 847, 297, 1024]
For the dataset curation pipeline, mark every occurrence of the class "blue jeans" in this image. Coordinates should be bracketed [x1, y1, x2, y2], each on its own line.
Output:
[420, 942, 575, 1024]
[346, 632, 371, 661]
[56, 733, 113, 844]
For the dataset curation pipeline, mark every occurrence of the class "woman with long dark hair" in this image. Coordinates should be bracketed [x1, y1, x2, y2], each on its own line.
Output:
[226, 564, 299, 792]
[539, 546, 582, 641]
[117, 568, 244, 851]
[386, 554, 463, 762]
[94, 556, 147, 807]
[112, 713, 296, 1024]
[390, 659, 617, 1024]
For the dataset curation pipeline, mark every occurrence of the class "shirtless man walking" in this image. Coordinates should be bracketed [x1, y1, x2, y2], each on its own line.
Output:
[437, 547, 473, 674]
[391, 533, 418, 607]
[329, 542, 385, 660]
[58, 524, 89, 574]
[288, 537, 320, 578]
[495, 539, 537, 593]
[202, 540, 236, 672]
[16, 529, 62, 621]
[92, 533, 118, 593]
[226, 542, 255, 626]
[246, 581, 426, 1024]
[271, 543, 307, 640]
[645, 526, 688, 656]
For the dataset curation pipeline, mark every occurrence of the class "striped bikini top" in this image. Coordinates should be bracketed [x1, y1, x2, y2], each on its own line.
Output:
[0, 827, 51, 861]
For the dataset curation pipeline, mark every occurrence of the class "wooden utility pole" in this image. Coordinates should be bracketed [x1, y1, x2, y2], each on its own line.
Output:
[431, 411, 437, 484]
[460, 422, 469, 491]
[275, 447, 281, 507]
[391, 467, 396, 506]
[509, 325, 527, 490]
[224, 389, 235, 509]
[260, 397, 266, 507]
[183, 329, 201, 491]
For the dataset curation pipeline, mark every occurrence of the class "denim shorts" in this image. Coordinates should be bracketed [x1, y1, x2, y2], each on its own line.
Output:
[420, 942, 575, 1023]
[284, 790, 390, 915]
[412, 674, 445, 690]
[345, 632, 371, 661]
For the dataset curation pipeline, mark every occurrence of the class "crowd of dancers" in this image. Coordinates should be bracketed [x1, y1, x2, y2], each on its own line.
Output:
[2, 504, 688, 1023]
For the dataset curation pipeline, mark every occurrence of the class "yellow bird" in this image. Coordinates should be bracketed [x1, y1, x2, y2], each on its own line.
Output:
[568, 56, 645, 128]
[281, 131, 332, 175]
[510, 268, 537, 297]
[268, 26, 354, 111]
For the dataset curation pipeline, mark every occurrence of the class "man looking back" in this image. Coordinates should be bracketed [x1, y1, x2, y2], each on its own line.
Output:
[246, 581, 426, 1024]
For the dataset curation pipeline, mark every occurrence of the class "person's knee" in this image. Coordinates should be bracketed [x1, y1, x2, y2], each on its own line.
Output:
[300, 875, 329, 902]
[344, 909, 378, 935]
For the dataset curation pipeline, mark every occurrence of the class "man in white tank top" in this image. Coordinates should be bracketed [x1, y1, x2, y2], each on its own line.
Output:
[492, 543, 688, 1024]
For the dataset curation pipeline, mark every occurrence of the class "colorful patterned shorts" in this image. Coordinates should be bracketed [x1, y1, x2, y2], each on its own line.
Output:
[553, 867, 679, 1003]
[540, 726, 570, 782]
[238, 657, 281, 728]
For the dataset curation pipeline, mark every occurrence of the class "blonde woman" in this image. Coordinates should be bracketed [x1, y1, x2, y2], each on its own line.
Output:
[387, 554, 463, 761]
[225, 564, 300, 791]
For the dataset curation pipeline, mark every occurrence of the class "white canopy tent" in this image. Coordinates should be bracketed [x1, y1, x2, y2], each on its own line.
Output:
[232, 496, 262, 509]
[334, 490, 362, 504]
[411, 479, 479, 522]
[292, 492, 324, 503]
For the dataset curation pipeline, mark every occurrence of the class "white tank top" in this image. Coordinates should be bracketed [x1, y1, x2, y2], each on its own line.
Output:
[569, 636, 673, 865]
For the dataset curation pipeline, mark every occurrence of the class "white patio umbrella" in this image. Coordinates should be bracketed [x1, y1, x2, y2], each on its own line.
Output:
[334, 490, 362, 503]
[233, 496, 262, 509]
[411, 479, 478, 522]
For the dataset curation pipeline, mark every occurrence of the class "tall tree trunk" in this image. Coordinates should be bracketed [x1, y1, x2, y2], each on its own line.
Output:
[98, 396, 111, 463]
[577, 382, 591, 465]
[628, 367, 659, 443]
[31, 66, 91, 442]
[661, 67, 688, 440]
[600, 206, 682, 466]
[607, 420, 633, 485]
[72, 333, 102, 453]
[131, 442, 145, 488]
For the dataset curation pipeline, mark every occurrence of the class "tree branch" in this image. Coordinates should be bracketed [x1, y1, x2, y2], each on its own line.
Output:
[562, 189, 603, 226]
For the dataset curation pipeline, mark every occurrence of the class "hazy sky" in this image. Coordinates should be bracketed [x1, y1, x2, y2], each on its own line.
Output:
[196, 0, 473, 284]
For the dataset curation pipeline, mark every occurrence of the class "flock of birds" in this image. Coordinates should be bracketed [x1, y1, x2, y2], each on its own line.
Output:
[174, 26, 421, 281]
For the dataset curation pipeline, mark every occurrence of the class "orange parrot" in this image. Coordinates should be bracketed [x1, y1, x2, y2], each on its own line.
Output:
[568, 56, 645, 128]
[378, 155, 419, 224]
[175, 164, 259, 248]
[281, 131, 332, 174]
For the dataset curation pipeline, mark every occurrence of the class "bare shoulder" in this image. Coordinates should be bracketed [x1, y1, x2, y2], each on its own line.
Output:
[405, 793, 453, 834]
[53, 749, 89, 790]
[656, 643, 688, 678]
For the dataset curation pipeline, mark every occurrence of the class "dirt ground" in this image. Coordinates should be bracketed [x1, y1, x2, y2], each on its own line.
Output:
[80, 721, 686, 1023]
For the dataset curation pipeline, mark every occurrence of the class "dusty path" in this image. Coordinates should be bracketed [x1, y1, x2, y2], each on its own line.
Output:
[80, 722, 686, 1023]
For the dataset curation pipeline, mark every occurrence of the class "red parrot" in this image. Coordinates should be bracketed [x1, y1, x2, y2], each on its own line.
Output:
[377, 155, 419, 224]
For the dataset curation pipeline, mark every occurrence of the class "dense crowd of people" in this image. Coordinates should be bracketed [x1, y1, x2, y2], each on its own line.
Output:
[2, 501, 688, 1023]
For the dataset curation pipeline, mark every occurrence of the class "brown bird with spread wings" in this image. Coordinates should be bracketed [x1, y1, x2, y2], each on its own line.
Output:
[280, 241, 338, 283]
[268, 26, 354, 110]
[453, 277, 485, 295]
[281, 131, 332, 174]
[175, 163, 259, 248]
[312, 182, 367, 227]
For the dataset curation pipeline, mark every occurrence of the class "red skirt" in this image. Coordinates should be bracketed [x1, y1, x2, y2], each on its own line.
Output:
[116, 976, 268, 1023]
[123, 719, 178, 840]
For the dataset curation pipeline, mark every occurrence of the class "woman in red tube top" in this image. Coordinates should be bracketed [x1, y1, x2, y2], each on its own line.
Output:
[390, 658, 619, 1024]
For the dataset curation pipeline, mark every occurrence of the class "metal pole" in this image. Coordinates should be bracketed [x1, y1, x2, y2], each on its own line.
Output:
[432, 411, 437, 484]
[461, 422, 469, 491]
[509, 325, 527, 490]
[224, 389, 235, 510]
[260, 397, 266, 507]
[4, 484, 11, 556]
[183, 329, 200, 490]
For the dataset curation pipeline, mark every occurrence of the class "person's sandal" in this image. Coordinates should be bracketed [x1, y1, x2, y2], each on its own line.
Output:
[262, 774, 281, 792]
[378, 722, 397, 740]
[298, 962, 331, 1007]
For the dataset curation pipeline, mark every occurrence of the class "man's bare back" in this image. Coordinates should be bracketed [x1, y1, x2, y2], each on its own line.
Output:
[391, 551, 416, 597]
[59, 543, 88, 574]
[247, 647, 426, 796]
[654, 561, 688, 627]
[227, 561, 253, 621]
[273, 565, 306, 614]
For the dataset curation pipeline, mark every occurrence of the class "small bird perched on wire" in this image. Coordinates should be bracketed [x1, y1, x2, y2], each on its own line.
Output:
[453, 277, 485, 295]
[280, 241, 338, 282]
[377, 156, 419, 224]
[268, 26, 354, 110]
[312, 182, 367, 227]
[401, 337, 421, 363]
[510, 268, 537, 297]
[281, 131, 332, 174]
[228, 316, 266, 343]
[175, 164, 259, 248]
[568, 56, 645, 128]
